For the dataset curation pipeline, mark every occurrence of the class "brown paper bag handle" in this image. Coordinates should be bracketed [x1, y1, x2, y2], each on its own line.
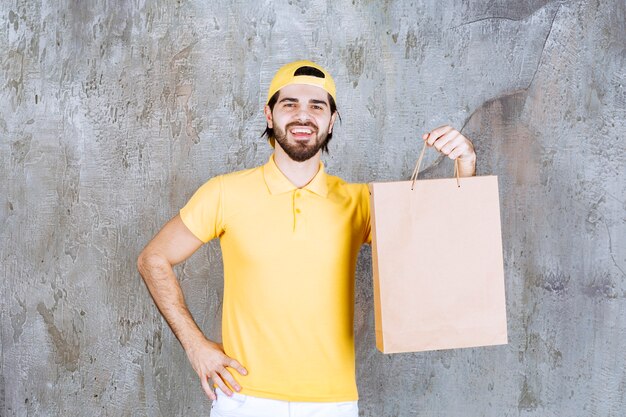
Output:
[410, 141, 461, 190]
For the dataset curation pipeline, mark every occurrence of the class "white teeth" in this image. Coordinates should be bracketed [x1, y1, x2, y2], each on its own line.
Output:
[291, 128, 312, 134]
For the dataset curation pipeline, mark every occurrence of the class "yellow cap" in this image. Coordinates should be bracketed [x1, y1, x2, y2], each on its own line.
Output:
[266, 60, 336, 104]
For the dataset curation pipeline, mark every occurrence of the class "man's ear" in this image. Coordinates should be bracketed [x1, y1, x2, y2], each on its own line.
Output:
[264, 105, 273, 128]
[329, 111, 338, 133]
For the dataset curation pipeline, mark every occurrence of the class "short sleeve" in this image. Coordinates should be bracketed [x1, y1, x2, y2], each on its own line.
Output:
[179, 176, 225, 243]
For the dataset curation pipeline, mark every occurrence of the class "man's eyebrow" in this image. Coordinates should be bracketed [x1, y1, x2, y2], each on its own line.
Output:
[278, 97, 299, 103]
[309, 99, 328, 106]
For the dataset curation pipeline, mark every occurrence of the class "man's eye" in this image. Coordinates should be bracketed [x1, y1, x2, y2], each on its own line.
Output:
[312, 105, 322, 110]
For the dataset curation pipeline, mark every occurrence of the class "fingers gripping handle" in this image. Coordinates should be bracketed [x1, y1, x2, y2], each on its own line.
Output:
[410, 140, 461, 190]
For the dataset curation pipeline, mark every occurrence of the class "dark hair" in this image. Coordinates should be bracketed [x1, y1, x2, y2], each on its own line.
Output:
[294, 66, 326, 78]
[262, 91, 340, 153]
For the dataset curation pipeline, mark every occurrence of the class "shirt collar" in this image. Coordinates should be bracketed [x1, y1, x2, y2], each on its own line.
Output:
[263, 154, 329, 198]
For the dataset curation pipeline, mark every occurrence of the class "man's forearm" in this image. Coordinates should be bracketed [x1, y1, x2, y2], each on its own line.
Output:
[137, 253, 206, 351]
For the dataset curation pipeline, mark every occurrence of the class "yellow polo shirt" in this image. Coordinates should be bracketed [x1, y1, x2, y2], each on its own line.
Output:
[179, 155, 371, 402]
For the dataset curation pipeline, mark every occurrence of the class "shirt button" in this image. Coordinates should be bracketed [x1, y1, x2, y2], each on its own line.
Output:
[295, 191, 301, 198]
[295, 208, 301, 213]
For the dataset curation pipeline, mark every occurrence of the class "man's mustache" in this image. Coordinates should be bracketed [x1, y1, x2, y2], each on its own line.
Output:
[285, 121, 318, 132]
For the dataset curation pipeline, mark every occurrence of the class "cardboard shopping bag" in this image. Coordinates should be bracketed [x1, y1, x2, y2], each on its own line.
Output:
[369, 145, 507, 354]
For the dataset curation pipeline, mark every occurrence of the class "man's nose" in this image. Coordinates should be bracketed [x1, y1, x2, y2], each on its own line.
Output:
[295, 108, 313, 122]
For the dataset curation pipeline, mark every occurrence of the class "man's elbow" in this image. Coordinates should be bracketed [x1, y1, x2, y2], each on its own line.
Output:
[137, 251, 170, 277]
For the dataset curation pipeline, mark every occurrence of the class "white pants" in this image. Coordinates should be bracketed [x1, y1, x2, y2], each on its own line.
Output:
[210, 388, 359, 417]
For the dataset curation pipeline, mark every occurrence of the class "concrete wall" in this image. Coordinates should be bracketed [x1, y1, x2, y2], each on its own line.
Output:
[1, 0, 624, 415]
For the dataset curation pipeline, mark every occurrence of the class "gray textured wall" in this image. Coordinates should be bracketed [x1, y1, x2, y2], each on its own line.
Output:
[1, 0, 624, 416]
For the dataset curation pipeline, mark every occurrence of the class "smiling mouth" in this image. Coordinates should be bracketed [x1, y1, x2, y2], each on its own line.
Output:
[288, 126, 316, 139]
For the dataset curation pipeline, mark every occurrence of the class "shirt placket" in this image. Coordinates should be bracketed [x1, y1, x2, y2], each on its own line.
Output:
[292, 189, 307, 237]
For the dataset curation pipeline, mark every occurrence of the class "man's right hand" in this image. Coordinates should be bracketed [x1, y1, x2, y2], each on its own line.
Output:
[185, 337, 248, 400]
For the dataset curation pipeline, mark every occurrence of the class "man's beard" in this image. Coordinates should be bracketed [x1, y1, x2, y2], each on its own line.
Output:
[273, 122, 330, 162]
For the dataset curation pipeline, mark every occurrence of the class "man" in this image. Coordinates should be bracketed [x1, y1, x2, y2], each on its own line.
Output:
[137, 60, 476, 416]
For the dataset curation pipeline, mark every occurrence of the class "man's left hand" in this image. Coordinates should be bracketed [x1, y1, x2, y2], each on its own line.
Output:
[422, 125, 476, 177]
